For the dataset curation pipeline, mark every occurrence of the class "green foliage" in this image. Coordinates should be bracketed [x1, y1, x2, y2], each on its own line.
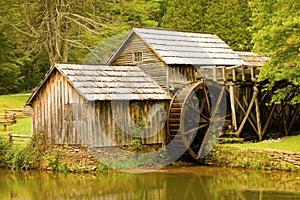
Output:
[131, 120, 147, 152]
[96, 162, 111, 172]
[204, 0, 253, 50]
[162, 0, 253, 50]
[0, 130, 47, 170]
[0, 31, 24, 94]
[4, 143, 42, 170]
[84, 31, 130, 64]
[250, 0, 300, 104]
[162, 0, 208, 31]
[0, 140, 10, 167]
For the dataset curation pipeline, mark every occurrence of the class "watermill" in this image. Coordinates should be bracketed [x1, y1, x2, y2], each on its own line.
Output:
[27, 28, 300, 165]
[167, 81, 227, 160]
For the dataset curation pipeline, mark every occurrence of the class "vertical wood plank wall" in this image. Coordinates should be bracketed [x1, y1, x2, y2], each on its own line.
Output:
[168, 65, 196, 88]
[31, 70, 168, 146]
[31, 70, 83, 144]
[112, 34, 168, 90]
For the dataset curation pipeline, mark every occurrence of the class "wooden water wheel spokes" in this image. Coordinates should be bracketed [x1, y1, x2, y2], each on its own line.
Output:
[168, 81, 227, 160]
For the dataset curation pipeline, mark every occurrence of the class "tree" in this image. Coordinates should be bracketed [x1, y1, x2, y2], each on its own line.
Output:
[204, 0, 252, 50]
[161, 0, 209, 31]
[107, 0, 164, 28]
[161, 0, 253, 50]
[250, 0, 300, 104]
[0, 0, 121, 67]
[0, 0, 167, 93]
[0, 31, 23, 94]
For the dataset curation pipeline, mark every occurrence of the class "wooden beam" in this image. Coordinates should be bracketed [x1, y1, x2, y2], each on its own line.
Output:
[221, 67, 227, 82]
[254, 86, 262, 141]
[237, 88, 258, 137]
[241, 67, 246, 82]
[243, 96, 258, 126]
[232, 68, 236, 82]
[262, 104, 276, 136]
[211, 86, 225, 119]
[229, 84, 237, 131]
[283, 111, 289, 136]
[233, 93, 258, 134]
[288, 105, 300, 131]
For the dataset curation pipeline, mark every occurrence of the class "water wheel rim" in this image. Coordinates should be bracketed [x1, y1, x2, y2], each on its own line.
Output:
[168, 81, 227, 160]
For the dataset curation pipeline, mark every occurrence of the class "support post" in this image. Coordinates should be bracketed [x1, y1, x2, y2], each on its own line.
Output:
[8, 132, 12, 143]
[229, 84, 237, 131]
[254, 86, 262, 141]
[4, 123, 8, 131]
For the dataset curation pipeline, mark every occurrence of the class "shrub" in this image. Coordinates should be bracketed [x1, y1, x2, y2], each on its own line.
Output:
[0, 140, 11, 168]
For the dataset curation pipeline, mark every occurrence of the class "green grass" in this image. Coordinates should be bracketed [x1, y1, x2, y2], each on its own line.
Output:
[0, 94, 30, 113]
[3, 118, 32, 135]
[224, 135, 300, 152]
[0, 94, 31, 144]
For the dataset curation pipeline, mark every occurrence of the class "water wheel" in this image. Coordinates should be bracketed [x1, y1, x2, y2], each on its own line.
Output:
[167, 81, 226, 160]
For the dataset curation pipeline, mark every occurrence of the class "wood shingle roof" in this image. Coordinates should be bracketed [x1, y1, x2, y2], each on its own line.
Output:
[58, 64, 171, 101]
[108, 28, 245, 66]
[235, 51, 269, 67]
[27, 64, 170, 104]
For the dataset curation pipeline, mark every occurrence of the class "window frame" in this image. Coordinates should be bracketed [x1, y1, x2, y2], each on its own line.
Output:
[132, 51, 143, 63]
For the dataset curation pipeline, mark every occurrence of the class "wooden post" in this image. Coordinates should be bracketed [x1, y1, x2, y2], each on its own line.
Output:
[221, 67, 226, 82]
[213, 67, 217, 82]
[241, 67, 246, 82]
[8, 132, 12, 143]
[229, 84, 237, 131]
[13, 113, 17, 124]
[232, 68, 236, 82]
[4, 123, 8, 131]
[283, 110, 289, 136]
[254, 86, 262, 141]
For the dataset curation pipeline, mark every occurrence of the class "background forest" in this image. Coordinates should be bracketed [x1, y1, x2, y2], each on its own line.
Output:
[0, 0, 299, 104]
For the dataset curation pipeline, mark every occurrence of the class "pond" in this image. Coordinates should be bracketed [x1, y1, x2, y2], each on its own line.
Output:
[1, 166, 300, 200]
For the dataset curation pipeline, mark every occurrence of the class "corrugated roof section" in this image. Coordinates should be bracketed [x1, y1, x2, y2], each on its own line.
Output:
[56, 64, 170, 101]
[235, 51, 269, 67]
[133, 28, 245, 66]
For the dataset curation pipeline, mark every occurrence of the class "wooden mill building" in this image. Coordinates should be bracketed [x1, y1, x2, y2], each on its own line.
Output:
[26, 28, 299, 160]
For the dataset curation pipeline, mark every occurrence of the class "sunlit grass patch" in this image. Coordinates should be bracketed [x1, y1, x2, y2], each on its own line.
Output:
[0, 94, 32, 145]
[224, 135, 300, 152]
[0, 94, 30, 113]
[0, 118, 32, 146]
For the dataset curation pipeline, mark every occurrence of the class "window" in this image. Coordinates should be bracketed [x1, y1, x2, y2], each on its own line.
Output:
[133, 51, 143, 62]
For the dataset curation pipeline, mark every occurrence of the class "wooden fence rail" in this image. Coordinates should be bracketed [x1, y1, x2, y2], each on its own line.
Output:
[0, 107, 31, 131]
[8, 133, 31, 143]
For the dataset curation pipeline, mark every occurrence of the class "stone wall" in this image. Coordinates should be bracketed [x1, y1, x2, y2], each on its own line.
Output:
[205, 145, 300, 172]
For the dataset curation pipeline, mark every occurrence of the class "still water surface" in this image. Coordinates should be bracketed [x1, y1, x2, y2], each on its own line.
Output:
[1, 166, 300, 200]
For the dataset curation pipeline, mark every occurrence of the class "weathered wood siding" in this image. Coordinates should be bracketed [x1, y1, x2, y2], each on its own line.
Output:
[112, 34, 168, 90]
[31, 70, 168, 146]
[89, 100, 168, 147]
[31, 70, 84, 144]
[168, 65, 196, 88]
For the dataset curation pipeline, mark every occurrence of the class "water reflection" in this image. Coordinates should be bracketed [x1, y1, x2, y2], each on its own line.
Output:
[1, 167, 300, 200]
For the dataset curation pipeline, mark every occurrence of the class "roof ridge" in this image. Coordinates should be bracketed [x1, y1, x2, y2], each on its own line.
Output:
[133, 27, 216, 35]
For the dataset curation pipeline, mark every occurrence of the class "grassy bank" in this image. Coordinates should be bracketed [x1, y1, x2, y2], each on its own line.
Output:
[223, 135, 300, 152]
[205, 135, 300, 172]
